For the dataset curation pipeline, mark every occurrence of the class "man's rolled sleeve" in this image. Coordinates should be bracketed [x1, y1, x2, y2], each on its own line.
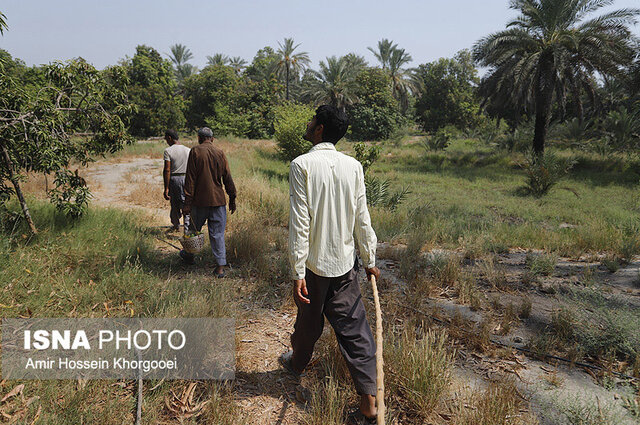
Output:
[288, 161, 310, 280]
[353, 163, 377, 269]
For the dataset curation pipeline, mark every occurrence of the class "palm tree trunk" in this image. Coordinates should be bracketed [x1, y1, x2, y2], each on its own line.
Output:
[576, 93, 584, 126]
[533, 61, 555, 156]
[1, 143, 38, 234]
[285, 64, 290, 101]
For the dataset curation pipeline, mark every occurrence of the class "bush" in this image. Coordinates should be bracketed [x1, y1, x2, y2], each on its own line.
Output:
[496, 129, 530, 152]
[273, 102, 314, 161]
[520, 151, 575, 197]
[422, 128, 453, 151]
[353, 142, 380, 174]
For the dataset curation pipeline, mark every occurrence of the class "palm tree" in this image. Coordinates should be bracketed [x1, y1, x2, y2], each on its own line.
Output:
[167, 44, 196, 82]
[275, 38, 310, 100]
[342, 53, 368, 71]
[168, 44, 193, 67]
[368, 39, 397, 70]
[229, 56, 247, 74]
[302, 56, 360, 111]
[0, 11, 7, 35]
[207, 53, 230, 66]
[387, 47, 415, 111]
[474, 0, 639, 155]
[369, 39, 416, 110]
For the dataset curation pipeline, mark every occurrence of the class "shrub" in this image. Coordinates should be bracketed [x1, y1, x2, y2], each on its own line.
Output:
[602, 106, 640, 151]
[602, 255, 621, 273]
[520, 151, 575, 197]
[496, 129, 530, 152]
[273, 102, 314, 161]
[353, 142, 380, 174]
[618, 235, 640, 263]
[421, 128, 452, 151]
[525, 251, 557, 276]
[388, 124, 413, 147]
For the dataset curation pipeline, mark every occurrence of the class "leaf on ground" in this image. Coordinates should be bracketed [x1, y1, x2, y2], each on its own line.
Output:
[1, 384, 24, 402]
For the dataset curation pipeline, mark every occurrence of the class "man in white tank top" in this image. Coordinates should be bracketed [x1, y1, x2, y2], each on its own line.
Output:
[163, 130, 191, 231]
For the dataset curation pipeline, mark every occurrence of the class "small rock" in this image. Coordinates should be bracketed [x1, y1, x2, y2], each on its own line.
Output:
[559, 223, 577, 229]
[539, 283, 556, 294]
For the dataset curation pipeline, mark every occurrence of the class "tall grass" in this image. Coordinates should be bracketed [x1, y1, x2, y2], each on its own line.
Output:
[386, 327, 454, 418]
[455, 379, 537, 425]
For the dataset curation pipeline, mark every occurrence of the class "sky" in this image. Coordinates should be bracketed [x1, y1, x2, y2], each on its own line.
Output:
[1, 0, 639, 70]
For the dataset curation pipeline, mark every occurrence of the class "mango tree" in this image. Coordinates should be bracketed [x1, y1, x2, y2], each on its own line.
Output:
[0, 58, 133, 233]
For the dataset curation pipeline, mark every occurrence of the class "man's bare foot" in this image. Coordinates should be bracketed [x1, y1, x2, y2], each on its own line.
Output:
[214, 265, 225, 278]
[360, 394, 376, 418]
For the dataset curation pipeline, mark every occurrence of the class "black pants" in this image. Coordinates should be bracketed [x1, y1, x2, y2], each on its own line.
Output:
[291, 262, 377, 395]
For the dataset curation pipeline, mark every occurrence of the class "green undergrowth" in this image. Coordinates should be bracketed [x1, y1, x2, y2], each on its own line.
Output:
[0, 200, 234, 318]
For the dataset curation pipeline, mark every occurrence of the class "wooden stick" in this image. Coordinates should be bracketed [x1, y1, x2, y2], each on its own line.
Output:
[370, 275, 385, 425]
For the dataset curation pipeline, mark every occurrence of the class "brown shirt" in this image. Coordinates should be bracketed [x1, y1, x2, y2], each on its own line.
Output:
[184, 141, 236, 207]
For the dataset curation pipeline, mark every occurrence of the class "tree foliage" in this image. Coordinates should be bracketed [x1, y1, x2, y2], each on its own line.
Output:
[301, 55, 362, 110]
[414, 50, 480, 132]
[0, 58, 134, 230]
[125, 45, 185, 137]
[0, 11, 7, 35]
[348, 68, 400, 141]
[273, 102, 314, 161]
[207, 53, 230, 67]
[369, 39, 416, 110]
[183, 64, 282, 138]
[168, 44, 196, 84]
[245, 47, 280, 81]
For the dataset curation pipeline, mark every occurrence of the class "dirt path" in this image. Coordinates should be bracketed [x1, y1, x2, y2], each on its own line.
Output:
[84, 154, 308, 424]
[82, 157, 169, 225]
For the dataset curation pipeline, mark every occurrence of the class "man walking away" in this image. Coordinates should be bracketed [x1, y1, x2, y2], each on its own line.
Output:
[182, 127, 236, 278]
[163, 130, 191, 231]
[281, 105, 381, 424]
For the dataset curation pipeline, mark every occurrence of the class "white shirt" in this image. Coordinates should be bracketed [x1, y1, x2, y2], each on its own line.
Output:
[163, 144, 191, 174]
[288, 142, 377, 280]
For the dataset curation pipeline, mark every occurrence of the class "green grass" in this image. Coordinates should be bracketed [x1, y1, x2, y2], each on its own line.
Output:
[362, 138, 640, 256]
[0, 201, 234, 318]
[0, 201, 238, 423]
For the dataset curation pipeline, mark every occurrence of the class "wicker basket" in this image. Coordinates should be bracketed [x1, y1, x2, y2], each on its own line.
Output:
[179, 233, 205, 254]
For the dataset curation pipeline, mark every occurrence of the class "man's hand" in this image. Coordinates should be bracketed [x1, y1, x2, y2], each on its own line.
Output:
[163, 188, 170, 201]
[293, 279, 310, 304]
[182, 204, 191, 215]
[365, 266, 381, 282]
[229, 199, 236, 214]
